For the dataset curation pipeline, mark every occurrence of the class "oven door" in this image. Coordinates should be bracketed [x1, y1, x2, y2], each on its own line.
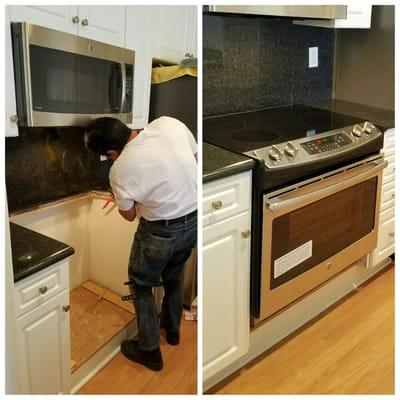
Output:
[256, 156, 387, 324]
[12, 22, 134, 127]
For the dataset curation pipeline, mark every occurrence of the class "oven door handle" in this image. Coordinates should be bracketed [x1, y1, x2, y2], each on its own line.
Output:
[267, 160, 388, 211]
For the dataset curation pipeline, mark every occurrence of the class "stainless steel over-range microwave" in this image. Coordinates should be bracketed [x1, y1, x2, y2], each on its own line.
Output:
[11, 22, 134, 127]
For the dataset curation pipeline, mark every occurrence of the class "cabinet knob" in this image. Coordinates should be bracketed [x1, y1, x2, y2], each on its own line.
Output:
[81, 18, 89, 26]
[10, 114, 18, 123]
[326, 261, 332, 269]
[63, 305, 70, 312]
[241, 230, 251, 239]
[391, 193, 395, 199]
[39, 286, 48, 294]
[72, 16, 80, 23]
[211, 200, 222, 210]
[389, 232, 395, 238]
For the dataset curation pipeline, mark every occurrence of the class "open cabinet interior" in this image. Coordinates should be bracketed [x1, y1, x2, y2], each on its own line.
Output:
[10, 193, 139, 381]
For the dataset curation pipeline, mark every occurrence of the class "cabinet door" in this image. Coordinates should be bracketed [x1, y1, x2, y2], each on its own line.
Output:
[151, 6, 195, 63]
[78, 6, 126, 47]
[5, 8, 18, 137]
[16, 290, 71, 394]
[203, 211, 251, 381]
[8, 5, 78, 34]
[125, 6, 153, 129]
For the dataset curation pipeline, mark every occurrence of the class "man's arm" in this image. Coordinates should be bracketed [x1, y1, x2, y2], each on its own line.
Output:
[118, 204, 137, 222]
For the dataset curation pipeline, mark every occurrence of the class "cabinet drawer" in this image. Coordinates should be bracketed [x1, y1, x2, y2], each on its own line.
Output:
[14, 260, 69, 318]
[383, 163, 394, 183]
[380, 180, 395, 211]
[376, 207, 395, 252]
[369, 206, 394, 268]
[383, 129, 395, 150]
[203, 171, 252, 228]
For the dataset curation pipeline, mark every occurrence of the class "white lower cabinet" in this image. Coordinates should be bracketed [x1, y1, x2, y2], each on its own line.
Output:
[16, 289, 71, 394]
[368, 128, 395, 269]
[370, 202, 395, 267]
[14, 259, 71, 394]
[203, 171, 252, 382]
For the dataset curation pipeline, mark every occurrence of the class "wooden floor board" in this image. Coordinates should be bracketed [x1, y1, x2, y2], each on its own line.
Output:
[212, 265, 394, 395]
[70, 286, 134, 372]
[77, 318, 197, 394]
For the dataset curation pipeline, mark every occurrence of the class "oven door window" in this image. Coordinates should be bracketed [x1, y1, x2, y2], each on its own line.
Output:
[77, 54, 122, 114]
[30, 45, 79, 113]
[270, 177, 377, 289]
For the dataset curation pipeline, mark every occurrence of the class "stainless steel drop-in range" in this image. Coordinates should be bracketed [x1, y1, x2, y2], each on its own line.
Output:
[204, 105, 385, 325]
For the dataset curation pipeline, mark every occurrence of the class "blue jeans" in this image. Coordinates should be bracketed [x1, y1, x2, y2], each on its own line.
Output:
[128, 213, 197, 351]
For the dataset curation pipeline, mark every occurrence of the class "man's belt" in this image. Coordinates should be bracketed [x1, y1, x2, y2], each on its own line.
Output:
[146, 210, 197, 226]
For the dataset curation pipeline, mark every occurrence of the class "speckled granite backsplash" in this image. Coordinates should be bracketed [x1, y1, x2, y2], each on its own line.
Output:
[203, 14, 334, 117]
[6, 127, 112, 212]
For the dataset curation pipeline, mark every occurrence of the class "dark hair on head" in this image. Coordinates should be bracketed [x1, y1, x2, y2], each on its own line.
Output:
[84, 117, 131, 155]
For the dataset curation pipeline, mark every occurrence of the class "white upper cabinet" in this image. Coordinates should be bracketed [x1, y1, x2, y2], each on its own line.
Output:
[8, 5, 79, 34]
[187, 7, 198, 59]
[6, 8, 18, 137]
[151, 6, 197, 63]
[77, 6, 126, 47]
[294, 5, 372, 29]
[8, 6, 126, 46]
[125, 6, 153, 129]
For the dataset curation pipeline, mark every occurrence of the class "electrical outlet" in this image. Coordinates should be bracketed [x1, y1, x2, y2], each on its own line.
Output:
[309, 47, 318, 68]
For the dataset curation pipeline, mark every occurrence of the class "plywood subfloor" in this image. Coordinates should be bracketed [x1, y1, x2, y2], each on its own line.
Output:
[212, 265, 394, 395]
[70, 286, 134, 372]
[77, 318, 197, 394]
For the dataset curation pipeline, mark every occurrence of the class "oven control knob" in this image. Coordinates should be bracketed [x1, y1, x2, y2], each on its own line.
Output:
[269, 145, 283, 161]
[284, 142, 298, 157]
[363, 121, 376, 135]
[352, 124, 363, 137]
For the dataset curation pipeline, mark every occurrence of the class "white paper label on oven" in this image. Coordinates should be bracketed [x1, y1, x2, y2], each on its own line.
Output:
[274, 240, 313, 279]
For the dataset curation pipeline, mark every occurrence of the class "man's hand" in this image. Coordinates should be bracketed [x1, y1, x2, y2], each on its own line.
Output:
[118, 204, 137, 222]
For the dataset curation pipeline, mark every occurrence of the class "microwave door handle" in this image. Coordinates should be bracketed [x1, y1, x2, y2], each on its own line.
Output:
[120, 62, 126, 113]
[267, 160, 388, 212]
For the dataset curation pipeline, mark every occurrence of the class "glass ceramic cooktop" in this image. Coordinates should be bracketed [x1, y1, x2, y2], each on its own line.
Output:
[203, 104, 365, 153]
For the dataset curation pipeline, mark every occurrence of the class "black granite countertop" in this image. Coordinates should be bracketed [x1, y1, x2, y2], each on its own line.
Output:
[308, 99, 395, 131]
[10, 223, 74, 283]
[203, 142, 256, 183]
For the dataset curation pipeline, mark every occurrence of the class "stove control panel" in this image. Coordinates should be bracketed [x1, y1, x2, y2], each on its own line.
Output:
[245, 122, 382, 169]
[301, 132, 352, 155]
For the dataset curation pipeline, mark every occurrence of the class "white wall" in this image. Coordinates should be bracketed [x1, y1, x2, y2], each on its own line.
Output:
[89, 197, 139, 296]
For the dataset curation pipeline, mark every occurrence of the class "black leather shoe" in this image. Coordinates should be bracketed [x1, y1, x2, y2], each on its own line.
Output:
[160, 317, 180, 345]
[165, 330, 180, 345]
[120, 340, 163, 371]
